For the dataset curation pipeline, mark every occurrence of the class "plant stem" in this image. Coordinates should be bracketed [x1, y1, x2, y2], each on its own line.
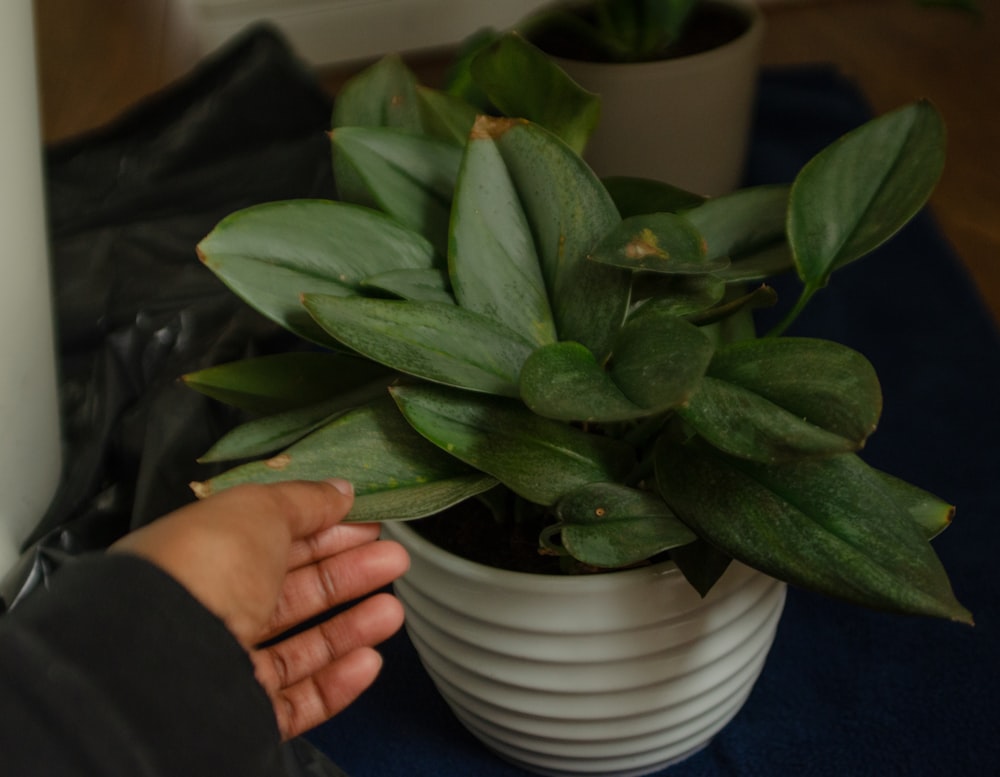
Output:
[765, 285, 816, 338]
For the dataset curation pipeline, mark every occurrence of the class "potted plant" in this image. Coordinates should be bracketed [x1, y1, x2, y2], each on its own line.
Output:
[182, 46, 971, 775]
[450, 0, 765, 195]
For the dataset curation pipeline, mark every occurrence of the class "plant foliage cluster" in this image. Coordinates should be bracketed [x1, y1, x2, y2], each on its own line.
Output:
[185, 33, 971, 623]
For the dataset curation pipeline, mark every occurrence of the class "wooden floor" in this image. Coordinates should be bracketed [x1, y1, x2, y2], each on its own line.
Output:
[34, 0, 1000, 324]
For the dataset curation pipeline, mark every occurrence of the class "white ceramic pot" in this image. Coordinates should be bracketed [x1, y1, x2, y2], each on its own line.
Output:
[554, 0, 765, 196]
[383, 520, 786, 777]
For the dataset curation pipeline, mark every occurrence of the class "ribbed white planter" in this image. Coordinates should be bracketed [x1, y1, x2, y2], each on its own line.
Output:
[383, 521, 786, 776]
[552, 0, 765, 195]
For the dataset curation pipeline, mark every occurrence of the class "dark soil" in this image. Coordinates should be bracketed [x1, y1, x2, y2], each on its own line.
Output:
[528, 1, 751, 63]
[410, 498, 567, 575]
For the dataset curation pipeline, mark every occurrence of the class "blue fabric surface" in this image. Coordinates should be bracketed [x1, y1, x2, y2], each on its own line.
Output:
[308, 66, 1000, 776]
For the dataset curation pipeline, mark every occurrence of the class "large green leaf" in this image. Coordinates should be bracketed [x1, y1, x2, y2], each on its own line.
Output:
[391, 384, 636, 505]
[679, 338, 882, 463]
[788, 100, 945, 291]
[198, 200, 437, 345]
[450, 121, 557, 347]
[470, 32, 601, 155]
[182, 352, 392, 415]
[330, 126, 462, 255]
[555, 482, 696, 567]
[589, 213, 727, 274]
[192, 397, 488, 516]
[519, 341, 646, 422]
[490, 119, 631, 358]
[611, 305, 714, 409]
[303, 295, 535, 397]
[655, 441, 972, 623]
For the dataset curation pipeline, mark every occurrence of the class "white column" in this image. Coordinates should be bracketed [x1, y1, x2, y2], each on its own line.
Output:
[0, 3, 63, 574]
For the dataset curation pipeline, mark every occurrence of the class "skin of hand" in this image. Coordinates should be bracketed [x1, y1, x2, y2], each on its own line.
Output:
[109, 478, 409, 740]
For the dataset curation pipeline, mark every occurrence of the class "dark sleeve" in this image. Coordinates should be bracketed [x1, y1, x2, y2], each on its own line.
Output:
[0, 553, 285, 777]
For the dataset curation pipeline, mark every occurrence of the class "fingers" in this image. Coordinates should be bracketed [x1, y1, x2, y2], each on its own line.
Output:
[271, 647, 385, 741]
[254, 593, 406, 739]
[261, 539, 409, 642]
[285, 522, 382, 572]
[237, 479, 357, 544]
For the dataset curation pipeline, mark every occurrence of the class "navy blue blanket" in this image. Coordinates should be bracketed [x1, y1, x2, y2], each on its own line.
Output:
[27, 25, 999, 777]
[308, 69, 1000, 777]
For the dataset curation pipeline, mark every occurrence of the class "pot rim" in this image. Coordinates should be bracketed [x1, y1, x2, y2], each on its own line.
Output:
[547, 0, 765, 75]
[382, 519, 684, 593]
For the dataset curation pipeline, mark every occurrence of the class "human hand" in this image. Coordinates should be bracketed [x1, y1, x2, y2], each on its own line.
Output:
[110, 479, 409, 740]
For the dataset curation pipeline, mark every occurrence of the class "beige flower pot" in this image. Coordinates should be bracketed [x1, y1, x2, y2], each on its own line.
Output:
[383, 520, 786, 777]
[554, 0, 765, 196]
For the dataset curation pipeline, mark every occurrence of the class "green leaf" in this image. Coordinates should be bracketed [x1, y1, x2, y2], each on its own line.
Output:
[874, 470, 955, 540]
[331, 55, 424, 205]
[330, 126, 462, 256]
[332, 54, 424, 131]
[684, 284, 778, 327]
[416, 86, 479, 145]
[683, 184, 794, 281]
[490, 118, 631, 358]
[470, 32, 601, 155]
[555, 482, 696, 567]
[351, 474, 499, 521]
[655, 441, 972, 623]
[519, 341, 647, 422]
[679, 338, 882, 463]
[192, 397, 479, 503]
[611, 305, 715, 410]
[450, 120, 557, 347]
[602, 176, 706, 218]
[391, 384, 636, 505]
[788, 100, 945, 291]
[198, 400, 340, 464]
[589, 212, 726, 274]
[303, 295, 535, 397]
[669, 539, 732, 597]
[182, 352, 391, 415]
[360, 268, 454, 304]
[630, 274, 726, 316]
[198, 200, 437, 345]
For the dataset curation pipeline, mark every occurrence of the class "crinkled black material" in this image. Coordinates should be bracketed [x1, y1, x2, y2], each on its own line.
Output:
[3, 25, 334, 605]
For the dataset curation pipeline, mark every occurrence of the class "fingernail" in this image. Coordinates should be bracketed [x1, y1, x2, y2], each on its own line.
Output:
[326, 478, 354, 497]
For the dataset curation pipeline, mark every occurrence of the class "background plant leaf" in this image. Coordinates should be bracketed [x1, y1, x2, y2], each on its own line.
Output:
[303, 295, 535, 397]
[391, 384, 636, 505]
